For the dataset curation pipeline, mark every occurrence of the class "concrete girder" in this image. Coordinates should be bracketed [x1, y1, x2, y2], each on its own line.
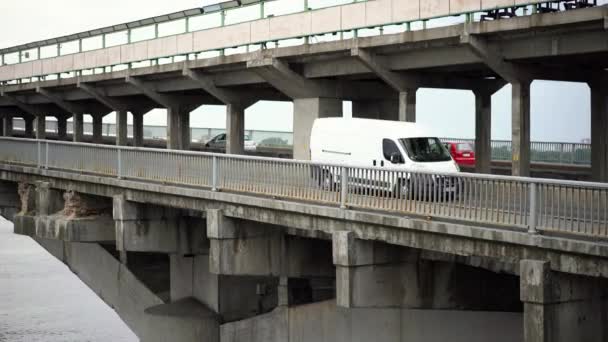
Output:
[350, 47, 420, 91]
[460, 34, 530, 84]
[36, 87, 83, 115]
[183, 68, 244, 105]
[0, 93, 38, 118]
[247, 58, 323, 99]
[77, 82, 129, 112]
[125, 75, 179, 109]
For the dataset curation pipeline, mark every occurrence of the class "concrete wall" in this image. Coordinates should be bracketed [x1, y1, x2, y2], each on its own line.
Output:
[221, 300, 523, 342]
[0, 0, 549, 81]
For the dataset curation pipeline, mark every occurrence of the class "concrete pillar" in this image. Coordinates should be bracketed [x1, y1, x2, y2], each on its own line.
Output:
[92, 114, 103, 144]
[0, 117, 4, 137]
[35, 181, 64, 216]
[512, 81, 531, 177]
[34, 115, 46, 140]
[475, 90, 492, 174]
[293, 98, 342, 160]
[591, 85, 608, 182]
[399, 88, 417, 122]
[116, 110, 128, 146]
[73, 113, 84, 142]
[57, 116, 67, 140]
[167, 107, 189, 150]
[3, 117, 13, 137]
[520, 260, 608, 342]
[133, 112, 144, 147]
[226, 104, 245, 155]
[24, 117, 34, 138]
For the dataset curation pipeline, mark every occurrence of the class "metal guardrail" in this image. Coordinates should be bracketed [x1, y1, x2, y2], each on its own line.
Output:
[0, 137, 606, 239]
[442, 138, 592, 165]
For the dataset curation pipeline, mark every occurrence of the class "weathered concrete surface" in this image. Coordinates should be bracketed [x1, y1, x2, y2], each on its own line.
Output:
[3, 165, 608, 281]
[35, 214, 115, 242]
[520, 260, 608, 342]
[207, 209, 334, 277]
[221, 300, 523, 342]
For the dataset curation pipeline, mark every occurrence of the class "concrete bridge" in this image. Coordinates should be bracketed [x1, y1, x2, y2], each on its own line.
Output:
[1, 1, 608, 341]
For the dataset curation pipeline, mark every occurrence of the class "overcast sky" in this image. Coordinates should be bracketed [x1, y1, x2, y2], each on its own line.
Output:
[0, 0, 592, 142]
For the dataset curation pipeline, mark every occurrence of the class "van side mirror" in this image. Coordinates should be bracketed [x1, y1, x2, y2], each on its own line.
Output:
[390, 153, 403, 164]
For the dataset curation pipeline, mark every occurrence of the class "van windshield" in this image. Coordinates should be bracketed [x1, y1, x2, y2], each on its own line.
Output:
[400, 138, 452, 162]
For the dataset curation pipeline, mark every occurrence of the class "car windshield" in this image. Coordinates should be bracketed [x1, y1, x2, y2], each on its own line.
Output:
[400, 137, 452, 162]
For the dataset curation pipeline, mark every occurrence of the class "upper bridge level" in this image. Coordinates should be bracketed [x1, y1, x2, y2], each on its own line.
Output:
[0, 0, 606, 182]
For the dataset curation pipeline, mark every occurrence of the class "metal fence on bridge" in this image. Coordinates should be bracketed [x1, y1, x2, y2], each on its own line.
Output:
[0, 138, 606, 239]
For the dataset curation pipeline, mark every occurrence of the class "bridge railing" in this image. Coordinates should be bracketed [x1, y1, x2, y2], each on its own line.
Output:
[1, 0, 606, 84]
[0, 137, 606, 239]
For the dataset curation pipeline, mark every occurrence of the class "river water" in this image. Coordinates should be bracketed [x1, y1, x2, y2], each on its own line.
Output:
[0, 219, 137, 342]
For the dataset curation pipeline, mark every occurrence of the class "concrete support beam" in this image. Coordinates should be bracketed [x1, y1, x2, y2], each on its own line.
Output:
[520, 260, 608, 342]
[133, 111, 144, 147]
[590, 84, 608, 182]
[126, 76, 177, 109]
[36, 87, 83, 115]
[92, 114, 103, 144]
[24, 116, 34, 138]
[183, 68, 242, 105]
[206, 209, 333, 278]
[113, 195, 206, 254]
[474, 90, 492, 174]
[512, 81, 532, 177]
[116, 110, 128, 146]
[293, 98, 342, 160]
[72, 113, 84, 142]
[78, 82, 128, 113]
[248, 58, 323, 99]
[56, 116, 67, 140]
[34, 115, 45, 140]
[461, 34, 528, 84]
[3, 117, 13, 137]
[167, 107, 190, 150]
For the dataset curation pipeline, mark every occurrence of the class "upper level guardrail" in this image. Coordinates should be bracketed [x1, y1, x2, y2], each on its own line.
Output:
[10, 118, 592, 165]
[0, 0, 603, 84]
[0, 137, 605, 240]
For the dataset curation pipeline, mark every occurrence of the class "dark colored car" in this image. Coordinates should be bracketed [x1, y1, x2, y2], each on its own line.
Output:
[444, 142, 475, 167]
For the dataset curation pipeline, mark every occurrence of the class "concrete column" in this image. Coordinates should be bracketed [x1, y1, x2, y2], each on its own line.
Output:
[167, 107, 189, 150]
[3, 117, 13, 137]
[35, 181, 64, 216]
[0, 117, 4, 137]
[293, 98, 342, 160]
[116, 110, 128, 146]
[520, 260, 608, 342]
[512, 81, 531, 177]
[24, 117, 34, 138]
[34, 115, 46, 140]
[591, 86, 608, 182]
[352, 99, 398, 120]
[57, 116, 67, 140]
[92, 114, 103, 144]
[226, 104, 245, 155]
[73, 113, 84, 142]
[475, 90, 492, 174]
[399, 88, 417, 122]
[133, 112, 144, 147]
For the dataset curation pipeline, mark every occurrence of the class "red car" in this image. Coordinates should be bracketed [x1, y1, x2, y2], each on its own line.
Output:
[444, 142, 476, 167]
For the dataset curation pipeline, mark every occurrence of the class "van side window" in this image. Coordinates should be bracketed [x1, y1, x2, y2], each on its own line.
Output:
[383, 139, 403, 164]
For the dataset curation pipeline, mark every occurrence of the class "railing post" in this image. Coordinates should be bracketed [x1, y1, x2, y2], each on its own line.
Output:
[528, 182, 538, 234]
[570, 143, 576, 164]
[37, 140, 41, 169]
[340, 166, 348, 209]
[559, 143, 564, 164]
[212, 156, 218, 192]
[117, 148, 122, 179]
[45, 141, 49, 169]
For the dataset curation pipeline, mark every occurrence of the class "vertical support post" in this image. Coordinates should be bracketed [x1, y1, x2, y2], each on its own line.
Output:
[167, 107, 189, 150]
[226, 104, 245, 155]
[511, 80, 531, 177]
[92, 114, 103, 144]
[24, 117, 34, 138]
[3, 117, 13, 137]
[528, 182, 537, 234]
[340, 166, 348, 209]
[45, 141, 49, 169]
[35, 115, 46, 140]
[72, 113, 84, 142]
[212, 156, 218, 191]
[57, 116, 67, 140]
[117, 148, 122, 179]
[398, 89, 417, 123]
[116, 110, 128, 146]
[293, 98, 343, 160]
[474, 89, 492, 174]
[37, 141, 41, 168]
[132, 112, 144, 147]
[590, 84, 608, 182]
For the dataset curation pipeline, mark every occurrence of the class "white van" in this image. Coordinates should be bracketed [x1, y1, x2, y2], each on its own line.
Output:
[310, 118, 460, 197]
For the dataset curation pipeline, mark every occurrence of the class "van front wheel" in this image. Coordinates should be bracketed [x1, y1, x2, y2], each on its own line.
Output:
[394, 179, 411, 199]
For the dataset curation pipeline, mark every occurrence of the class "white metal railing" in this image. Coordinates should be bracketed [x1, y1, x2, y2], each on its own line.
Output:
[0, 137, 606, 239]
